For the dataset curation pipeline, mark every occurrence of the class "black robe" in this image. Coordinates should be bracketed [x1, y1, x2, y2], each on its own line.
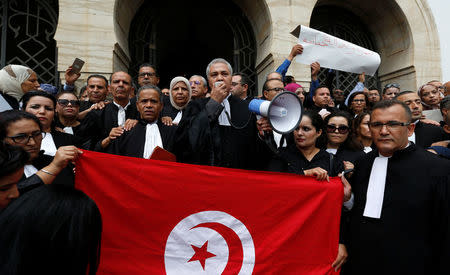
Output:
[106, 120, 181, 159]
[84, 101, 139, 151]
[329, 147, 365, 177]
[268, 144, 331, 174]
[18, 152, 75, 194]
[184, 95, 258, 169]
[347, 144, 450, 275]
[414, 121, 447, 148]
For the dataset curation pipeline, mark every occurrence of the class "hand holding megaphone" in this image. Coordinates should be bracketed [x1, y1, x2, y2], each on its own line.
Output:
[256, 117, 272, 137]
[210, 81, 229, 103]
[249, 91, 303, 134]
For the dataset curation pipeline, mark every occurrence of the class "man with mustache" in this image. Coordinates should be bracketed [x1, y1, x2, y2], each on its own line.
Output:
[106, 85, 181, 159]
[86, 71, 139, 150]
[346, 99, 450, 275]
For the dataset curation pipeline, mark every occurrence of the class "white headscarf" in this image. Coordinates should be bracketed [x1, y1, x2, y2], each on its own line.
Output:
[169, 76, 192, 110]
[0, 64, 34, 101]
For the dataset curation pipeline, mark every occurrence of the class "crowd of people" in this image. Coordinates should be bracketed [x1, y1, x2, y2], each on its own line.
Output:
[0, 43, 449, 274]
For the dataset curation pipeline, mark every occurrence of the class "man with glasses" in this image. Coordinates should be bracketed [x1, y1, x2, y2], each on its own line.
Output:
[189, 75, 208, 99]
[231, 73, 251, 101]
[346, 100, 450, 275]
[395, 91, 446, 148]
[137, 64, 160, 88]
[382, 83, 400, 100]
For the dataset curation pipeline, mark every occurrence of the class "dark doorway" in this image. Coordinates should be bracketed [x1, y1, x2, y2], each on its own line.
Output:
[310, 5, 380, 93]
[129, 0, 257, 94]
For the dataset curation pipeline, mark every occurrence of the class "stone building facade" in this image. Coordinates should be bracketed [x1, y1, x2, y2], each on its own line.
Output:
[0, 0, 442, 95]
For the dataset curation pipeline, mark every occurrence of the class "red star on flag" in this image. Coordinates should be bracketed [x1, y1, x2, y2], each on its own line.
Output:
[188, 241, 216, 270]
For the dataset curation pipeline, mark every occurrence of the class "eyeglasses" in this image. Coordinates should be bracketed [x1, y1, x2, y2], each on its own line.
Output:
[267, 87, 284, 92]
[139, 72, 156, 77]
[369, 121, 410, 130]
[6, 131, 45, 144]
[189, 80, 202, 86]
[326, 125, 349, 134]
[57, 99, 80, 107]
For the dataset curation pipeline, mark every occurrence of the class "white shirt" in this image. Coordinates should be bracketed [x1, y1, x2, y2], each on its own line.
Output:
[24, 164, 38, 178]
[218, 94, 231, 126]
[408, 120, 419, 143]
[173, 111, 182, 125]
[41, 132, 57, 156]
[113, 101, 130, 127]
[143, 122, 163, 159]
[363, 143, 411, 219]
[364, 146, 373, 153]
[273, 132, 287, 148]
[326, 148, 338, 155]
[63, 127, 74, 135]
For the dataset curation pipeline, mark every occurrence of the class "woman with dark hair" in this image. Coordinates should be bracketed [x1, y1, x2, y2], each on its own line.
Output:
[323, 111, 364, 176]
[0, 184, 102, 275]
[268, 110, 331, 180]
[0, 143, 29, 209]
[269, 110, 351, 271]
[21, 90, 76, 156]
[352, 112, 373, 153]
[0, 110, 82, 191]
[347, 91, 368, 117]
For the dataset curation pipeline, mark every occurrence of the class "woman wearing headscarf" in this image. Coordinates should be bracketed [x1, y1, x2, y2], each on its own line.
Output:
[0, 64, 40, 110]
[161, 76, 192, 126]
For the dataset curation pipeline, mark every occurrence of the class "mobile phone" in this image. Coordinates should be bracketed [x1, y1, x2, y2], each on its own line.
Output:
[214, 81, 224, 88]
[70, 58, 85, 74]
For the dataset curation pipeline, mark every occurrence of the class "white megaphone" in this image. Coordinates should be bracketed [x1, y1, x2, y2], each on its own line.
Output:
[248, 91, 303, 134]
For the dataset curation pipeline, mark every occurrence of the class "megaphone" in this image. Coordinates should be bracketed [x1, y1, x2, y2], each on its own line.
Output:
[249, 91, 303, 134]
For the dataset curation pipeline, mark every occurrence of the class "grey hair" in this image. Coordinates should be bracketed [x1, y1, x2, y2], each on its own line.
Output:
[136, 84, 162, 102]
[206, 58, 233, 78]
[190, 75, 207, 87]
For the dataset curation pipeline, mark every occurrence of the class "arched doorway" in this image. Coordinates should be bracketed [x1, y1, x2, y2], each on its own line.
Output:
[0, 0, 59, 85]
[128, 0, 257, 93]
[310, 5, 379, 93]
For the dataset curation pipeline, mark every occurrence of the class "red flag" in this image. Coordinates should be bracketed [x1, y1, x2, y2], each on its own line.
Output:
[75, 150, 343, 275]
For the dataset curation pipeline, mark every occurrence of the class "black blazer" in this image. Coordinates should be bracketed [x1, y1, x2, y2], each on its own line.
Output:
[348, 144, 450, 275]
[106, 120, 179, 159]
[414, 121, 447, 148]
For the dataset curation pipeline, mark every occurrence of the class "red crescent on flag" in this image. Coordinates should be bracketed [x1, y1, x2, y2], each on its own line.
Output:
[192, 222, 244, 275]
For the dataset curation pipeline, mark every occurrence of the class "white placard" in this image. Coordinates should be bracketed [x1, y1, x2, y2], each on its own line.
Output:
[291, 25, 381, 76]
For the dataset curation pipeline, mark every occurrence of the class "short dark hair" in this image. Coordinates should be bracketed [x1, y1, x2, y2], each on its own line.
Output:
[232, 73, 250, 86]
[87, 74, 108, 86]
[21, 90, 57, 109]
[0, 184, 102, 275]
[0, 110, 42, 140]
[139, 63, 159, 77]
[0, 143, 29, 178]
[136, 84, 162, 102]
[371, 100, 412, 122]
[55, 91, 78, 100]
[313, 84, 330, 96]
[394, 90, 415, 99]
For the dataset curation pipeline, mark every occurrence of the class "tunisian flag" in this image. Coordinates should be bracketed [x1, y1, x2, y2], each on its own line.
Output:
[75, 150, 343, 275]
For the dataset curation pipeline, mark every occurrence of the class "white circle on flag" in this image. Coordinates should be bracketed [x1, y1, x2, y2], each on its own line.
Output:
[164, 211, 255, 274]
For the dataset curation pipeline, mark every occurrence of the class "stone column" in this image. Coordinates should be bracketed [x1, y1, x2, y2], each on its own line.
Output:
[54, 0, 116, 90]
